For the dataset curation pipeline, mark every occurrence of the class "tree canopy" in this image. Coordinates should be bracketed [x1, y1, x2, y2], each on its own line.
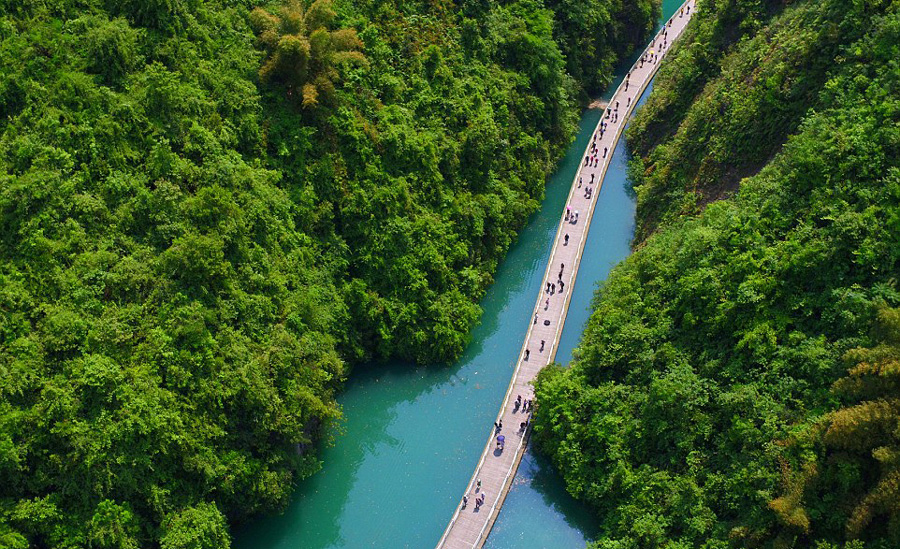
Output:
[0, 0, 658, 545]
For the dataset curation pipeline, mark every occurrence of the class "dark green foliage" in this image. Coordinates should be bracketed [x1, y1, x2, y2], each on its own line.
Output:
[0, 0, 658, 546]
[534, 1, 900, 547]
[770, 308, 900, 545]
[544, 0, 660, 97]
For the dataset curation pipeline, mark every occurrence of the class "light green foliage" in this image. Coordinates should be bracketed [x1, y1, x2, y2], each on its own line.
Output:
[535, 0, 900, 547]
[626, 0, 888, 243]
[160, 503, 230, 549]
[0, 0, 658, 546]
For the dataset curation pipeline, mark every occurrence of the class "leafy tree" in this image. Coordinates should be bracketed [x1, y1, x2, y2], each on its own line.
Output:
[250, 0, 365, 108]
[160, 503, 230, 549]
[772, 308, 900, 544]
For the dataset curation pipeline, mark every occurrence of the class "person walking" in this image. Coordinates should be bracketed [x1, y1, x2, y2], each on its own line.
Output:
[564, 234, 569, 245]
[540, 340, 545, 352]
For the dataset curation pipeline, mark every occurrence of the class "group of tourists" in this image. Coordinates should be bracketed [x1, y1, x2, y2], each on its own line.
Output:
[452, 2, 698, 534]
[463, 489, 487, 510]
[453, 2, 698, 531]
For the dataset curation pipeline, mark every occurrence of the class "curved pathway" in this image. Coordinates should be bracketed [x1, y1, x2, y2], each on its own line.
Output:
[435, 2, 696, 547]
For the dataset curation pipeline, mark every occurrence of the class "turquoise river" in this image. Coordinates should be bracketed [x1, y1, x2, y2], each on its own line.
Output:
[235, 1, 682, 546]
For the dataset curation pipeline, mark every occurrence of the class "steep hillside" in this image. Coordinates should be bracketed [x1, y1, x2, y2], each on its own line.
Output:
[534, 0, 900, 547]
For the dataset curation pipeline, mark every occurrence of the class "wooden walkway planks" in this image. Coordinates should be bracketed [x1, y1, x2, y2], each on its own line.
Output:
[436, 3, 696, 547]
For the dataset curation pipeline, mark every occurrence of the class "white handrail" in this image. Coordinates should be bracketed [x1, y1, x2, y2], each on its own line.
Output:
[436, 2, 696, 546]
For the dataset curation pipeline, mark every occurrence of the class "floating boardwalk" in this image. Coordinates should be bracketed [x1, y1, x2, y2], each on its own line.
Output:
[435, 3, 696, 547]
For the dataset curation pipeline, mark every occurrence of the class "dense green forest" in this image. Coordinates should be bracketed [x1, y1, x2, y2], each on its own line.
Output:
[0, 0, 658, 546]
[534, 0, 900, 547]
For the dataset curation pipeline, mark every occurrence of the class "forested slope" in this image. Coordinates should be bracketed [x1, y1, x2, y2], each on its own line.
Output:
[0, 0, 657, 546]
[534, 0, 900, 547]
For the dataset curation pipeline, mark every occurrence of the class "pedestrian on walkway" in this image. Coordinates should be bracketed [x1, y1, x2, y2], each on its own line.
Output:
[560, 263, 565, 276]
[564, 234, 569, 245]
[627, 96, 631, 107]
[559, 280, 564, 292]
[525, 349, 530, 360]
[540, 340, 545, 352]
[533, 313, 537, 324]
[603, 146, 608, 158]
[544, 298, 549, 310]
[578, 176, 582, 188]
[551, 283, 555, 294]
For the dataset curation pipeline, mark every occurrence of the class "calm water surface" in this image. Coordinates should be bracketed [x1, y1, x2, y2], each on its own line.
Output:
[235, 2, 682, 547]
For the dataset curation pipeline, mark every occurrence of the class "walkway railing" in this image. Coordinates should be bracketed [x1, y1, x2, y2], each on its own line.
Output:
[436, 3, 696, 547]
